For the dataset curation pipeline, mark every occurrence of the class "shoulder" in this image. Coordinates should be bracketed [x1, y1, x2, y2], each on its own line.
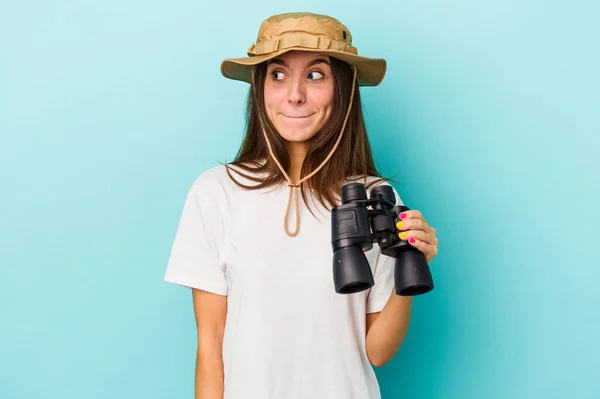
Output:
[191, 163, 228, 185]
[189, 163, 227, 189]
[187, 161, 266, 204]
[184, 164, 231, 206]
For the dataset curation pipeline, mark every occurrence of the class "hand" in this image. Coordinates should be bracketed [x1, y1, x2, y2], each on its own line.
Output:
[396, 210, 439, 264]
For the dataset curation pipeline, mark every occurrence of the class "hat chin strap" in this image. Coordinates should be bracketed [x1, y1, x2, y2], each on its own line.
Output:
[251, 65, 358, 237]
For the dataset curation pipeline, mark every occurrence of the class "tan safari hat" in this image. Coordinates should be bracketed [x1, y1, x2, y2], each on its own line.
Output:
[221, 12, 387, 87]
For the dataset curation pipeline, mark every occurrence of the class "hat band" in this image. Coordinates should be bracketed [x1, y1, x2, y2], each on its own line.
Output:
[247, 33, 358, 56]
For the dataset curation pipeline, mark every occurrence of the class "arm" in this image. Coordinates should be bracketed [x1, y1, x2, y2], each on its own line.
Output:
[192, 288, 227, 399]
[365, 206, 439, 367]
[365, 288, 413, 367]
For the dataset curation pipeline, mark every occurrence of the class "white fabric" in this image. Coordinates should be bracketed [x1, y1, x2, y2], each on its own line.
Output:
[164, 163, 403, 399]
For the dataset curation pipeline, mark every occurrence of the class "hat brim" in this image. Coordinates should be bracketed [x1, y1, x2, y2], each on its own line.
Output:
[220, 47, 386, 87]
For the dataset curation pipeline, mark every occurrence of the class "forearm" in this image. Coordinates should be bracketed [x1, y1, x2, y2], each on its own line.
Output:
[366, 287, 413, 367]
[195, 337, 225, 399]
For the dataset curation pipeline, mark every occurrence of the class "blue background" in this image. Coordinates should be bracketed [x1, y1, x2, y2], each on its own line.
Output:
[1, 1, 598, 398]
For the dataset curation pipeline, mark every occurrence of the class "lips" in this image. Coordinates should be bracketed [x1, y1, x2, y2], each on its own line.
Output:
[282, 113, 314, 119]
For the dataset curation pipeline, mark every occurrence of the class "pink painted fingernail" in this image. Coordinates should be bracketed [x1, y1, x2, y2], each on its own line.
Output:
[399, 213, 407, 219]
[409, 237, 416, 243]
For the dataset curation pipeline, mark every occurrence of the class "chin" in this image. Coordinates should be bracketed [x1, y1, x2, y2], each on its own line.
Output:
[276, 127, 319, 143]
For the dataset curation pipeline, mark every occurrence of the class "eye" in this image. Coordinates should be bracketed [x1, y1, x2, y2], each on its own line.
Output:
[271, 71, 285, 80]
[307, 71, 324, 80]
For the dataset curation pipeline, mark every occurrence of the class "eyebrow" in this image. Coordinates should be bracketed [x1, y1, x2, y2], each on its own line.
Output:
[267, 58, 330, 68]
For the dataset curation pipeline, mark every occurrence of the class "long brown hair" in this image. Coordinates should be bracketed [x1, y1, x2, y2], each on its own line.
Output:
[221, 55, 393, 215]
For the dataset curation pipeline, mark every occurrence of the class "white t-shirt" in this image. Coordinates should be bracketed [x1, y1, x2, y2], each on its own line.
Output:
[164, 163, 403, 399]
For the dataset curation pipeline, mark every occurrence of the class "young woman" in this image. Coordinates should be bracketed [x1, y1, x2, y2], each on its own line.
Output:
[165, 12, 439, 399]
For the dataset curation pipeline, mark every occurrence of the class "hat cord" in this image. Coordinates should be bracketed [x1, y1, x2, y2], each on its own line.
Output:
[252, 65, 358, 237]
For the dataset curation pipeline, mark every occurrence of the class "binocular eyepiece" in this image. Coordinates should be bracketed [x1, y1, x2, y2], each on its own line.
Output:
[331, 182, 434, 296]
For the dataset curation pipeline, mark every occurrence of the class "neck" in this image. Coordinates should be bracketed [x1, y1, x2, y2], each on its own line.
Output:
[285, 141, 310, 183]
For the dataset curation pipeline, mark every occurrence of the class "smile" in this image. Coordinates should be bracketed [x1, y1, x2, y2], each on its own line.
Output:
[282, 114, 314, 119]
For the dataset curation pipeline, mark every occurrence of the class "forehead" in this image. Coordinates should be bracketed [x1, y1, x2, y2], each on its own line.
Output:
[267, 51, 330, 66]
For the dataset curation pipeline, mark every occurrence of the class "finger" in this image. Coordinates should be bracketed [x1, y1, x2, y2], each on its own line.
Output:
[397, 220, 436, 239]
[395, 218, 431, 233]
[403, 235, 431, 252]
[399, 229, 438, 247]
[406, 237, 438, 262]
[397, 210, 436, 235]
[397, 229, 431, 244]
[397, 209, 422, 221]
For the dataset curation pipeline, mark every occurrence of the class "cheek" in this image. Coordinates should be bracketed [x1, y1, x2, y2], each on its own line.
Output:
[263, 83, 286, 111]
[313, 85, 334, 110]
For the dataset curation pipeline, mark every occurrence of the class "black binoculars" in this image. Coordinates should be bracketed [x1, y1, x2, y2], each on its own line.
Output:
[331, 182, 434, 296]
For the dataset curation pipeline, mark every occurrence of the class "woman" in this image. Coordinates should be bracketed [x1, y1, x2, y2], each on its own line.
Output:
[164, 12, 439, 399]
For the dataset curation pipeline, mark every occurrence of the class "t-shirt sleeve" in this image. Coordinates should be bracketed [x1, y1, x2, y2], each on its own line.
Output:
[163, 182, 228, 296]
[366, 183, 403, 314]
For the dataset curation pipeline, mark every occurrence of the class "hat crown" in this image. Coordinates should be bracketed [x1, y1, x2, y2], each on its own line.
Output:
[256, 12, 352, 46]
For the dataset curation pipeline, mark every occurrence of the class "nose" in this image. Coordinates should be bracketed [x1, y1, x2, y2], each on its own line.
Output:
[288, 79, 305, 106]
